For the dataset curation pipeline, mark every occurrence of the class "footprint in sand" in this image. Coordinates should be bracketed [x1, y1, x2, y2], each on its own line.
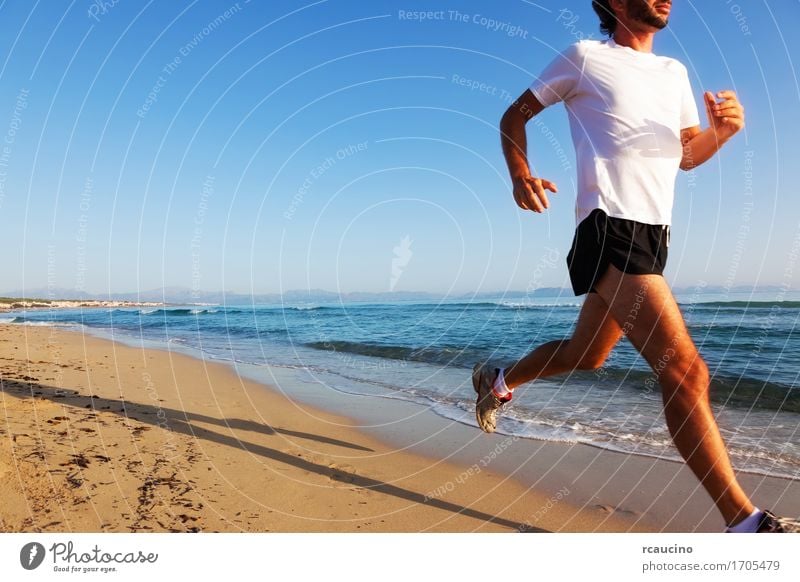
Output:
[594, 504, 639, 517]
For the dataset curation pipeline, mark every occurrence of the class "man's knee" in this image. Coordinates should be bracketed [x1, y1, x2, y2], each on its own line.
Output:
[562, 340, 608, 371]
[661, 355, 710, 399]
[575, 354, 608, 371]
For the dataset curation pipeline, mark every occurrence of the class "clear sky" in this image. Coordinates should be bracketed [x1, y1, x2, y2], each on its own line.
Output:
[0, 0, 798, 296]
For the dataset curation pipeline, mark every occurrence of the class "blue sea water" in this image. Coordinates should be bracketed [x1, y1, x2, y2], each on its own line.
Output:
[3, 291, 799, 479]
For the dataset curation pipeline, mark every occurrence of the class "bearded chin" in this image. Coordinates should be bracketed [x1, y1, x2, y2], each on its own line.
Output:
[629, 1, 669, 29]
[648, 15, 669, 29]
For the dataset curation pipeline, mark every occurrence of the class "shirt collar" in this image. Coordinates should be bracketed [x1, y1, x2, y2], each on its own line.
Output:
[607, 37, 655, 57]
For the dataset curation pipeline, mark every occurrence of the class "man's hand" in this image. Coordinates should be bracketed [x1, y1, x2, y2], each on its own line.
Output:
[680, 90, 745, 169]
[704, 90, 745, 140]
[512, 174, 558, 213]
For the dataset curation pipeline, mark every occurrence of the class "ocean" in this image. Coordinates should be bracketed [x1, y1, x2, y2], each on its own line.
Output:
[4, 291, 799, 480]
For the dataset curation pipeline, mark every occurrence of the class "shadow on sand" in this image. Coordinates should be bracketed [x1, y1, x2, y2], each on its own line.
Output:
[1, 378, 545, 532]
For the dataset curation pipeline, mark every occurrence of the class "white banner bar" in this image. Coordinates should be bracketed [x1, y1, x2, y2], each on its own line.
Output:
[1, 533, 798, 581]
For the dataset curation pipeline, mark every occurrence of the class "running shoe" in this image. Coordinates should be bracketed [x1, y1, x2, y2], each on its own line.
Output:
[472, 363, 511, 434]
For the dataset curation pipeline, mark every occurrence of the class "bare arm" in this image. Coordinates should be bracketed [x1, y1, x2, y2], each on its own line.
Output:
[680, 90, 745, 170]
[500, 89, 558, 213]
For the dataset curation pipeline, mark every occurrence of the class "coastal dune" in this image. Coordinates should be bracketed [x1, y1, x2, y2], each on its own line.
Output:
[0, 324, 641, 533]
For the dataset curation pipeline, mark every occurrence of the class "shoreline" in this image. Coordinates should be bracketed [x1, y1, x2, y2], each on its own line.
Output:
[1, 323, 798, 532]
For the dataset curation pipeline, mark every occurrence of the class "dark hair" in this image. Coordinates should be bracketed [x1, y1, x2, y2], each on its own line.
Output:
[592, 0, 618, 36]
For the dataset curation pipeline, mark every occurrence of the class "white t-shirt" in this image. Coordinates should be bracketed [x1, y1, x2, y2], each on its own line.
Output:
[529, 39, 700, 226]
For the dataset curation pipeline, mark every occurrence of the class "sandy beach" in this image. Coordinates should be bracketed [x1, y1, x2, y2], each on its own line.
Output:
[0, 323, 797, 533]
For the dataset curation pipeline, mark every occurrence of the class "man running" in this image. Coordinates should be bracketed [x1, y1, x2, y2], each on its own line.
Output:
[473, 0, 792, 532]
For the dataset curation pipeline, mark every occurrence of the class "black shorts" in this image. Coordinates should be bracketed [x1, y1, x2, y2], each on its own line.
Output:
[566, 209, 669, 296]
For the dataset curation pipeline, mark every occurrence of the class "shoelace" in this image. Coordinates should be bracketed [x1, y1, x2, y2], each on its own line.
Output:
[757, 511, 799, 533]
[775, 515, 800, 533]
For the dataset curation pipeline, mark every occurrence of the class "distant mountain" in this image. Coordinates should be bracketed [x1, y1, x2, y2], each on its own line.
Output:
[1, 287, 96, 301]
[670, 284, 791, 295]
[1, 286, 571, 305]
[1, 284, 795, 305]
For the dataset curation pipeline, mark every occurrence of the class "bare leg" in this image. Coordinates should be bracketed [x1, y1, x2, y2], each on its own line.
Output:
[504, 293, 623, 389]
[594, 265, 754, 526]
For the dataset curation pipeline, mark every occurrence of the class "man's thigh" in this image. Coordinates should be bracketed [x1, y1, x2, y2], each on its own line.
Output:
[592, 264, 698, 369]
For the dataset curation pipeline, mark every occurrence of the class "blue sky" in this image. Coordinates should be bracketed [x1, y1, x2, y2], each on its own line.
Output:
[0, 0, 798, 296]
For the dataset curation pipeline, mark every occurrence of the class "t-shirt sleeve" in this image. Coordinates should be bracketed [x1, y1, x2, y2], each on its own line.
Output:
[679, 65, 700, 129]
[529, 43, 582, 107]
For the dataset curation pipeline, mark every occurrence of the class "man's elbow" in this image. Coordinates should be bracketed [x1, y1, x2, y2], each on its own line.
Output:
[500, 107, 513, 129]
[679, 141, 697, 171]
[500, 107, 524, 133]
[680, 154, 703, 171]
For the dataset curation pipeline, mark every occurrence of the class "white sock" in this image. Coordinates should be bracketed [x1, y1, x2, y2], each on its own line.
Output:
[726, 507, 763, 533]
[492, 368, 512, 398]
